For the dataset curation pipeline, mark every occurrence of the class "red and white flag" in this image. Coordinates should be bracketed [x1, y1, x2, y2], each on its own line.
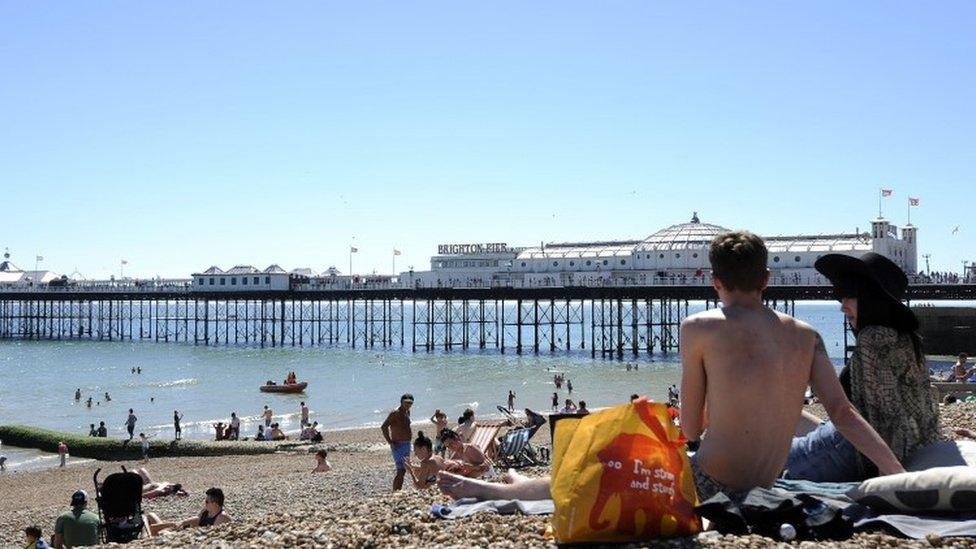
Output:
[909, 197, 920, 206]
[350, 246, 359, 253]
[881, 189, 893, 197]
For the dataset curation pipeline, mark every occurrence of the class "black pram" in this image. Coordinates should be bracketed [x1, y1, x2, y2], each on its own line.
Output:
[93, 467, 146, 543]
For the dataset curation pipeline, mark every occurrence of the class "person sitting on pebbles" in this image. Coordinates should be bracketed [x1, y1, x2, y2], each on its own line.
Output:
[440, 428, 491, 478]
[406, 431, 444, 489]
[312, 449, 332, 473]
[269, 423, 288, 441]
[146, 487, 232, 535]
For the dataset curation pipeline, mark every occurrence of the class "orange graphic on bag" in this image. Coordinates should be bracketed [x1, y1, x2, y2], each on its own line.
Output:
[551, 399, 700, 543]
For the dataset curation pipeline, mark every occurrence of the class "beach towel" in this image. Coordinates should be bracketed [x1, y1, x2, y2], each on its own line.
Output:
[695, 487, 853, 541]
[436, 497, 555, 519]
[550, 400, 700, 543]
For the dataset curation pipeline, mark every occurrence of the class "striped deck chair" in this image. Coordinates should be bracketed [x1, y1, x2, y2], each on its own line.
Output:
[467, 420, 507, 461]
[496, 427, 535, 468]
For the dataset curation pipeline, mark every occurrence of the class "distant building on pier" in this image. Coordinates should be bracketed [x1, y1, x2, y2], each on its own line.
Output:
[403, 213, 917, 288]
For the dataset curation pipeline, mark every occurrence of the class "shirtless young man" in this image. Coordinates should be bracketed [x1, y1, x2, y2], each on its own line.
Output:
[381, 393, 414, 491]
[438, 230, 904, 502]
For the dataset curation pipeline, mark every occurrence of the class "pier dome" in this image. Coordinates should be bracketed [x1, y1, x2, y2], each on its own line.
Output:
[637, 213, 729, 251]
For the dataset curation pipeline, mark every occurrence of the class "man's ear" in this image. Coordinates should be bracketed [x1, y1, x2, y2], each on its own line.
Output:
[760, 268, 771, 291]
[711, 272, 723, 293]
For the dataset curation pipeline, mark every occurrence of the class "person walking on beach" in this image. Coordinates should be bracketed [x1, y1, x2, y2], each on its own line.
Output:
[566, 379, 573, 394]
[173, 410, 183, 441]
[380, 393, 414, 491]
[125, 409, 137, 442]
[550, 392, 558, 411]
[58, 441, 68, 467]
[300, 402, 310, 427]
[262, 405, 273, 427]
[507, 390, 516, 412]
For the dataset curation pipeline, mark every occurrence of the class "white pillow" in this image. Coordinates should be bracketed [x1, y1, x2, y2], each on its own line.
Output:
[907, 440, 976, 471]
[848, 466, 976, 513]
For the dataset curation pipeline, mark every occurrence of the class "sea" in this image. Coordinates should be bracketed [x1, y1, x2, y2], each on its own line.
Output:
[0, 301, 960, 473]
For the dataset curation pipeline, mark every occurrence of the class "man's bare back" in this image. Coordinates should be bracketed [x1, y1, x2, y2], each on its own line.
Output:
[682, 303, 903, 493]
[681, 304, 813, 491]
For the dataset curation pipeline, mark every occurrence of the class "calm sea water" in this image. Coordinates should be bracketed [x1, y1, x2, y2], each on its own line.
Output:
[0, 301, 887, 472]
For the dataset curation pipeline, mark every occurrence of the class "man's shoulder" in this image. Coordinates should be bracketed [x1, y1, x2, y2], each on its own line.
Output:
[681, 309, 725, 328]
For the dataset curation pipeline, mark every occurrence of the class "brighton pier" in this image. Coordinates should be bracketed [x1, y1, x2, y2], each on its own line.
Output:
[2, 214, 973, 357]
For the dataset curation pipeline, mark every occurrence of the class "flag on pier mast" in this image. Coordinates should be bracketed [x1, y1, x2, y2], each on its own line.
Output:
[36, 255, 44, 261]
[393, 249, 401, 256]
[879, 188, 894, 218]
[908, 196, 920, 225]
[350, 246, 358, 253]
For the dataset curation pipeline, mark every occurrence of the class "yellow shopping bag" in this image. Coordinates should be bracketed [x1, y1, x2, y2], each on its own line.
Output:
[550, 399, 701, 543]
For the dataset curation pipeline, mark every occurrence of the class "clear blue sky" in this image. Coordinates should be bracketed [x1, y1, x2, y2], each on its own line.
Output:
[1, 2, 973, 278]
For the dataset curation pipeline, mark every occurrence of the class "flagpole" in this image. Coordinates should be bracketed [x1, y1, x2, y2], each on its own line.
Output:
[878, 188, 882, 218]
[907, 199, 911, 226]
[392, 251, 396, 276]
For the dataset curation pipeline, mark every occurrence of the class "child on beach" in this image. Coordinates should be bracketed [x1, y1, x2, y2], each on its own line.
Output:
[57, 441, 67, 467]
[312, 449, 332, 473]
[140, 433, 154, 463]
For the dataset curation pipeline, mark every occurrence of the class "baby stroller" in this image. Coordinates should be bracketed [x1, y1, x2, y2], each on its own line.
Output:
[495, 406, 549, 467]
[93, 467, 146, 543]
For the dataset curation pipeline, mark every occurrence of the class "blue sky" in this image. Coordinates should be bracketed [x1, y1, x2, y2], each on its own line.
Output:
[1, 2, 973, 278]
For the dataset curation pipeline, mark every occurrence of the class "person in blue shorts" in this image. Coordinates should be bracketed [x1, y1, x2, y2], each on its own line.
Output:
[380, 393, 414, 491]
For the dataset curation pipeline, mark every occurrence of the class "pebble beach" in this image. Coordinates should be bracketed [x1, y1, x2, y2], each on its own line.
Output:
[3, 403, 976, 548]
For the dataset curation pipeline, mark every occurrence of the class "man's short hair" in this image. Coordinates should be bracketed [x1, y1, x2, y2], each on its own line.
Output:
[709, 231, 769, 292]
[205, 487, 225, 507]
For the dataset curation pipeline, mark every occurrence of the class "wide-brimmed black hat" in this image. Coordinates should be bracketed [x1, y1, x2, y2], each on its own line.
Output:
[815, 252, 913, 321]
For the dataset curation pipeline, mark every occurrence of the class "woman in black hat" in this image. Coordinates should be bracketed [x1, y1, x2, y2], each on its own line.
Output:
[784, 252, 944, 482]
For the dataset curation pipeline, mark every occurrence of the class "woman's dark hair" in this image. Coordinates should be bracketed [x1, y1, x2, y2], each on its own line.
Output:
[414, 431, 432, 451]
[848, 275, 924, 364]
[205, 487, 225, 507]
[439, 428, 459, 442]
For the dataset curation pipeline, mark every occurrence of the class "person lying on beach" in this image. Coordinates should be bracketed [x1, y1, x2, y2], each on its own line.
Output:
[438, 230, 903, 503]
[146, 487, 231, 535]
[440, 428, 491, 478]
[135, 468, 189, 499]
[406, 431, 444, 489]
[312, 449, 332, 473]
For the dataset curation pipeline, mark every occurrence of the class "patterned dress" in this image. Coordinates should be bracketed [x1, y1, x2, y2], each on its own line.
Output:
[848, 325, 944, 475]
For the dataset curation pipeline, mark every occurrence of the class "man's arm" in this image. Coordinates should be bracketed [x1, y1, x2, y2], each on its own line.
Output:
[380, 413, 393, 445]
[679, 320, 706, 442]
[809, 332, 904, 476]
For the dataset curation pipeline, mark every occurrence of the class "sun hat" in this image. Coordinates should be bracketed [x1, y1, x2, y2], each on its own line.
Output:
[814, 252, 914, 324]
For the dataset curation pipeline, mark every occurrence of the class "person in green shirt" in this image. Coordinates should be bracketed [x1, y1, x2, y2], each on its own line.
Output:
[53, 491, 99, 548]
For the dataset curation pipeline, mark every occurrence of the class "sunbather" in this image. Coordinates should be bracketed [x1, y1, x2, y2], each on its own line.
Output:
[146, 487, 232, 535]
[135, 468, 188, 499]
[456, 409, 476, 443]
[269, 423, 287, 441]
[312, 449, 332, 473]
[785, 252, 943, 482]
[440, 428, 491, 478]
[406, 431, 444, 489]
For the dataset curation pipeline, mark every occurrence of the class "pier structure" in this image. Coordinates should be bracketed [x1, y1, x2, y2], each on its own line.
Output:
[2, 284, 973, 357]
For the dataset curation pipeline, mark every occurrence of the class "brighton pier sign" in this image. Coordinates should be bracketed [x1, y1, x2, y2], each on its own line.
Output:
[437, 243, 509, 255]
